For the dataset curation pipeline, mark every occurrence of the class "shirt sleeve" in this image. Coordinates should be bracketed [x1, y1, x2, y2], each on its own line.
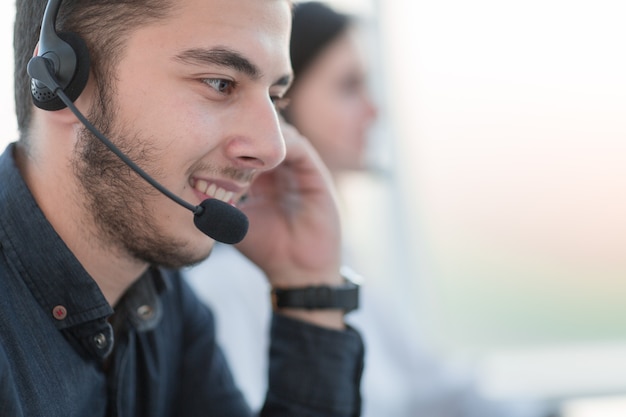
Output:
[261, 313, 364, 417]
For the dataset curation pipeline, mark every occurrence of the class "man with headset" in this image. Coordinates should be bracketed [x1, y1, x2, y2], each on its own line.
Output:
[0, 0, 363, 416]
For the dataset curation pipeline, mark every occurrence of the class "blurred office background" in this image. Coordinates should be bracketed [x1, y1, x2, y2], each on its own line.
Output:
[2, 1, 625, 415]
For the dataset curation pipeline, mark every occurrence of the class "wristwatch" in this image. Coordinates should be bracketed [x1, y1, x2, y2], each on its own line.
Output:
[271, 266, 362, 313]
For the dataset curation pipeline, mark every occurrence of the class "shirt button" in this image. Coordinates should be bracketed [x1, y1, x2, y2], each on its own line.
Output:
[137, 305, 154, 320]
[93, 333, 108, 349]
[52, 305, 67, 320]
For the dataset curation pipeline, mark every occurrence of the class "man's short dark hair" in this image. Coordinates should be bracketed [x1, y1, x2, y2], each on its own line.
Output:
[13, 0, 173, 140]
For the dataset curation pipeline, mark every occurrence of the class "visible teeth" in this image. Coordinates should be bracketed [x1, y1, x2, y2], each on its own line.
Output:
[195, 179, 209, 194]
[193, 180, 233, 203]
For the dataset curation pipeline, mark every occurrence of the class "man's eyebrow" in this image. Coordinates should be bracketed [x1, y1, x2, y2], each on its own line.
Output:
[174, 47, 261, 79]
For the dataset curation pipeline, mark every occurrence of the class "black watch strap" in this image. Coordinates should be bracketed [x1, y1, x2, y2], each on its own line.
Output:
[271, 268, 361, 313]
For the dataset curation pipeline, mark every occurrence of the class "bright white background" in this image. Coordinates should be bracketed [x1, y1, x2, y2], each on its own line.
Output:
[2, 1, 626, 414]
[330, 0, 626, 410]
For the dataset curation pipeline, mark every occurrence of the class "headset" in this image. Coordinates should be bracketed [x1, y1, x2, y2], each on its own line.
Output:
[26, 0, 249, 244]
[29, 0, 90, 111]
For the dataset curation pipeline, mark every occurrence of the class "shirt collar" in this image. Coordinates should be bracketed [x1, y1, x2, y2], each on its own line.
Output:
[0, 144, 172, 359]
[114, 266, 169, 332]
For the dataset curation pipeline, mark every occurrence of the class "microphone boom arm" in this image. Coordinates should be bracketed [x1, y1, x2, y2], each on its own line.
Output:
[28, 56, 202, 216]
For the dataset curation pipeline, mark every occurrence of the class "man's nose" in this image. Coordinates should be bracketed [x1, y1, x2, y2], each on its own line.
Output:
[223, 97, 286, 171]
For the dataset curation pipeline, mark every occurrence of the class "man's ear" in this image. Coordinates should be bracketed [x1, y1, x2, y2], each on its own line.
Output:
[29, 32, 91, 112]
[29, 48, 91, 129]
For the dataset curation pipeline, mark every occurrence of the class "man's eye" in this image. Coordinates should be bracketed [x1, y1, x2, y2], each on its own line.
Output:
[203, 78, 235, 94]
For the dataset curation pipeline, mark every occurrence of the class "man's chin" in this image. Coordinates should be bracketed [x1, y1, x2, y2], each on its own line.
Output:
[134, 234, 215, 269]
[177, 240, 216, 268]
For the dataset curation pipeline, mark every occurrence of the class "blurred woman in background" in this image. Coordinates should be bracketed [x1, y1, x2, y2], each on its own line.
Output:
[282, 1, 377, 175]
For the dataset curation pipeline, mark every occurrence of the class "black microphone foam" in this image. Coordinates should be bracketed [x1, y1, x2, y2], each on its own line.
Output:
[194, 199, 249, 244]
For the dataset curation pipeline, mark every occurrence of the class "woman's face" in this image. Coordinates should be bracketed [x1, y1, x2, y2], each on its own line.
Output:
[286, 29, 377, 174]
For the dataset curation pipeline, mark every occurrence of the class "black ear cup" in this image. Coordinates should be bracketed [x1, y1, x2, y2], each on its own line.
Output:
[30, 32, 91, 111]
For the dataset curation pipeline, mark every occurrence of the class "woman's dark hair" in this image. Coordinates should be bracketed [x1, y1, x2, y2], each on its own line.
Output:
[289, 2, 350, 84]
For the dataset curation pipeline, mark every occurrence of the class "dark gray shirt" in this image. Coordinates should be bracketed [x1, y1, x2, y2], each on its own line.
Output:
[0, 143, 364, 417]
